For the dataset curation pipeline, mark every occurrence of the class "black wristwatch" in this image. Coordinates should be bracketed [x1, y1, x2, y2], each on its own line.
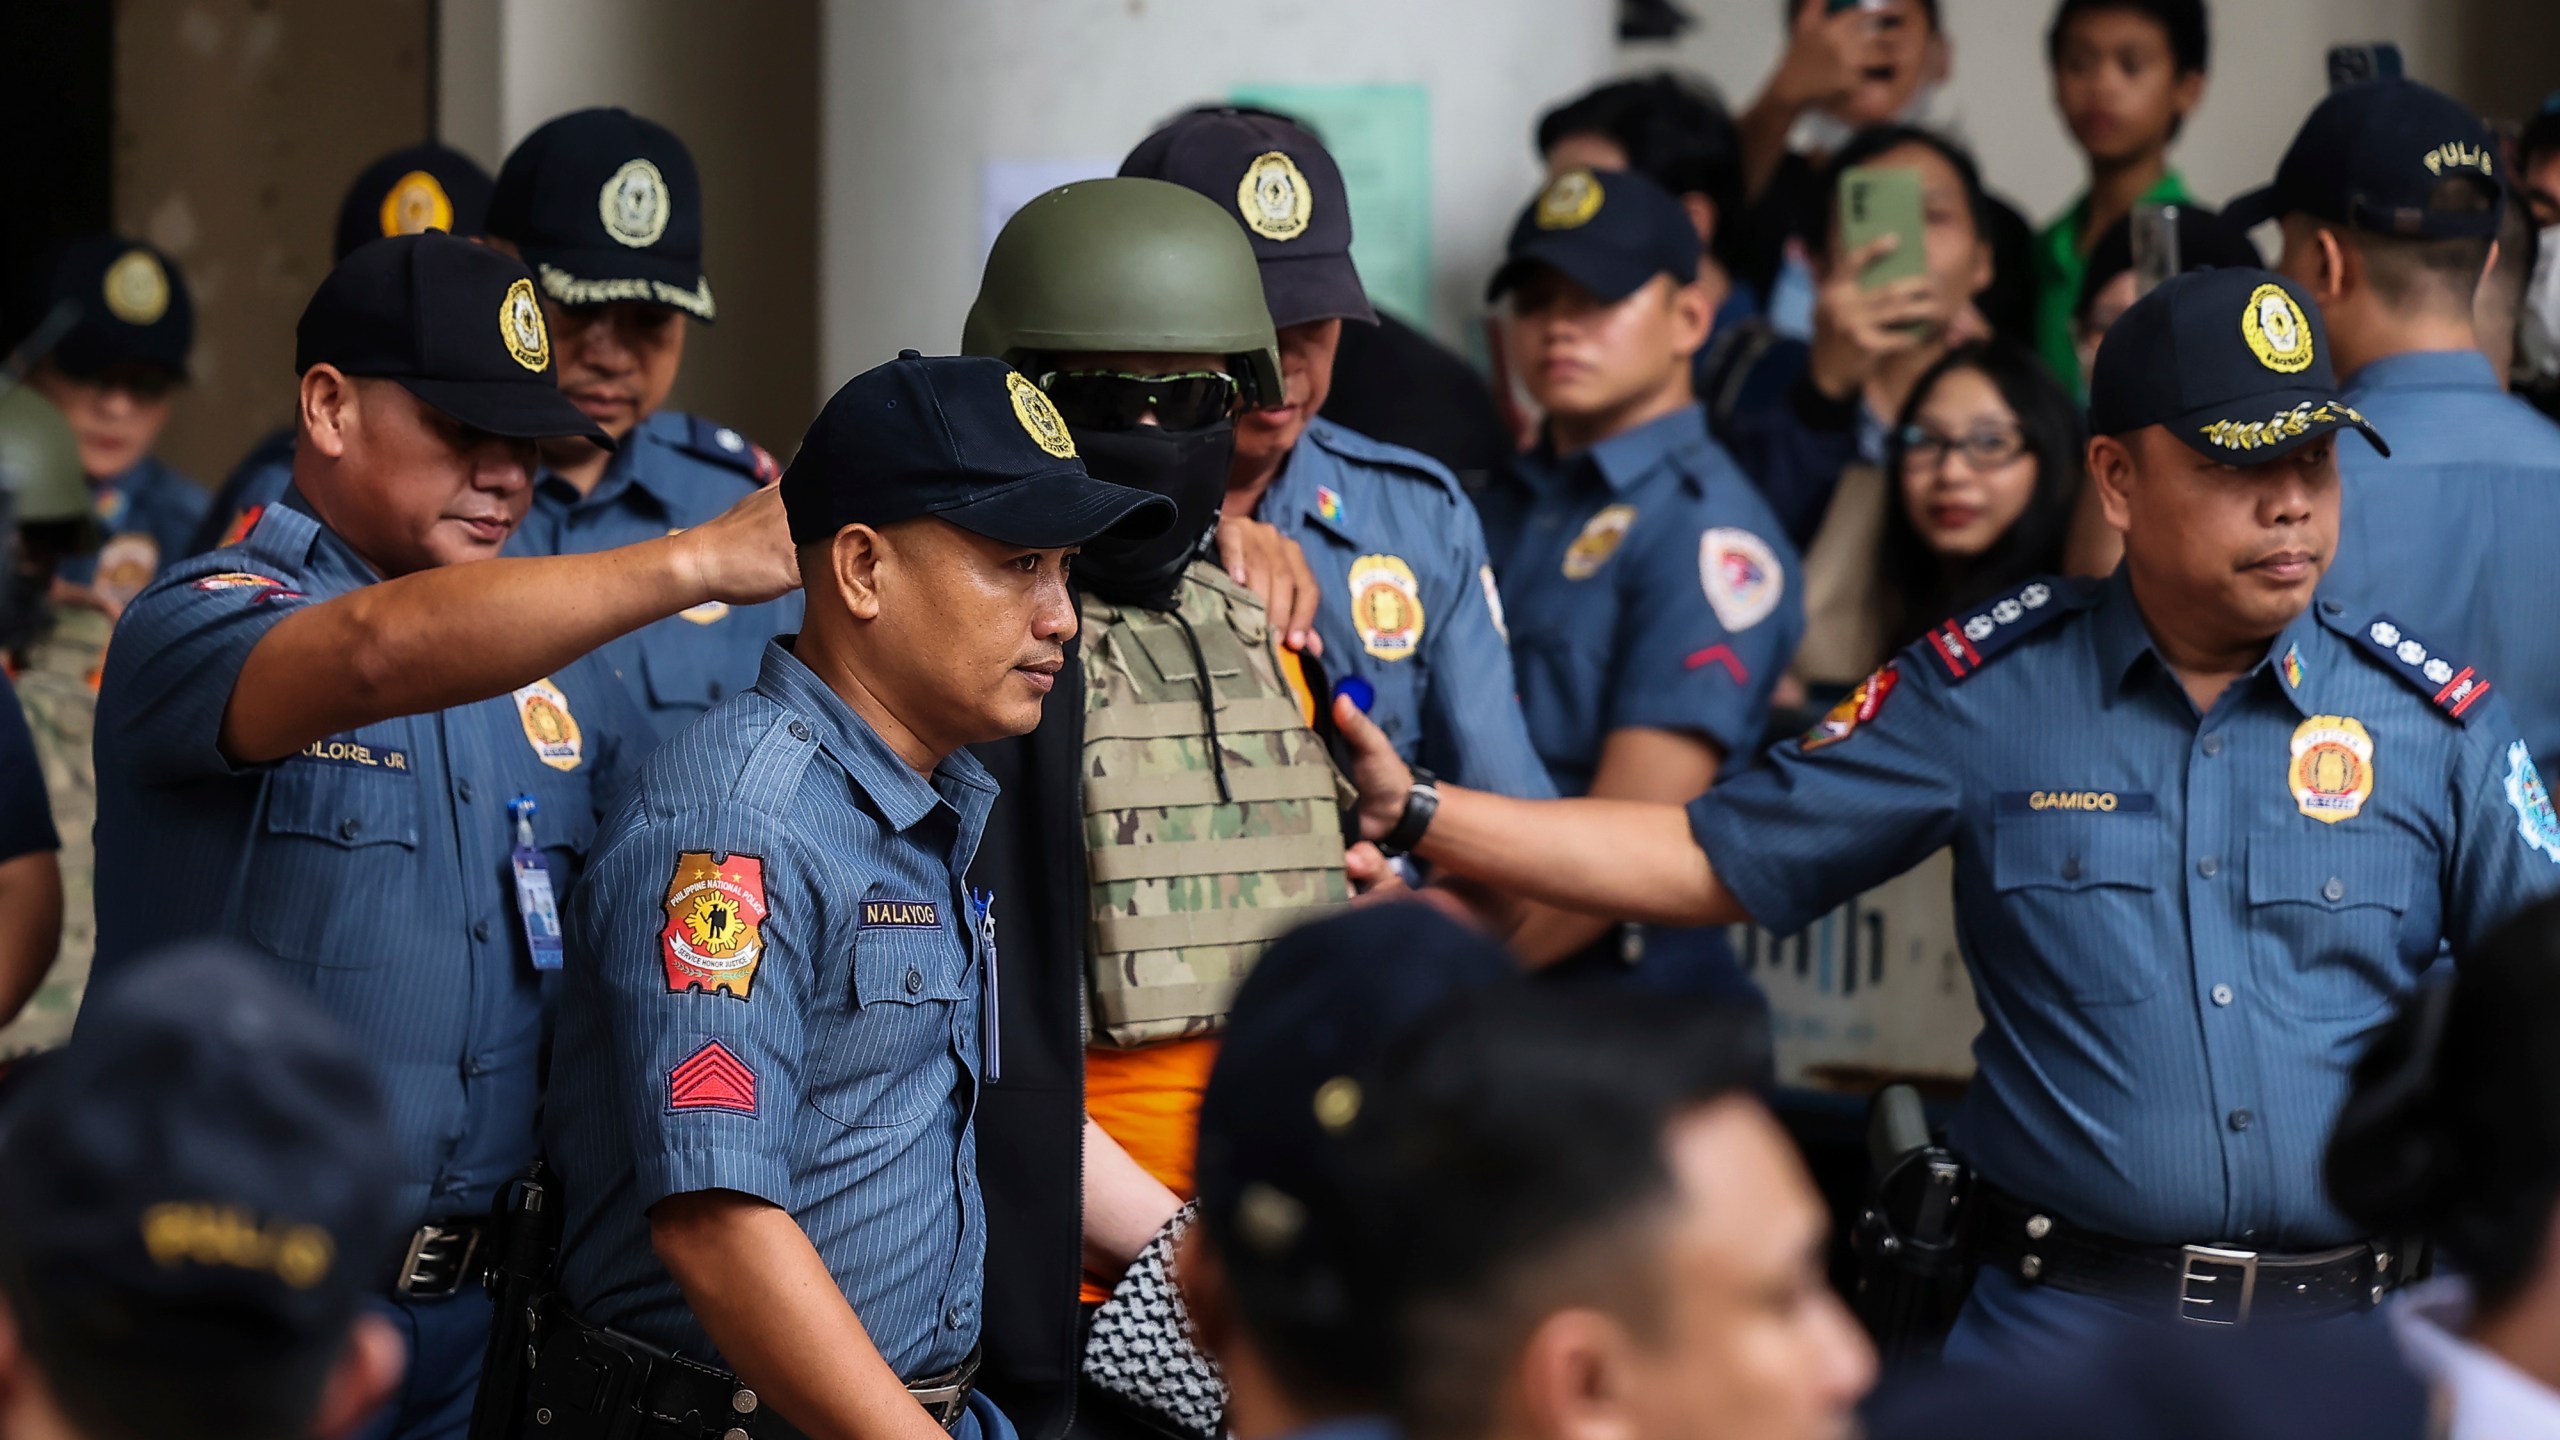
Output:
[1378, 767, 1440, 859]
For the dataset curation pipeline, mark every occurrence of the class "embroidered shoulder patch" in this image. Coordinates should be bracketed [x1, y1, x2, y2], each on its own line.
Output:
[2349, 613, 2489, 723]
[662, 853, 769, 999]
[668, 1040, 757, 1114]
[1926, 579, 2073, 682]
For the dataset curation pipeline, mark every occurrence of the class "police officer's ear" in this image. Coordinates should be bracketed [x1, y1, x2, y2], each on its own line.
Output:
[1679, 193, 1716, 250]
[309, 1311, 407, 1440]
[1514, 1306, 1648, 1440]
[1667, 278, 1713, 360]
[298, 364, 360, 460]
[2286, 217, 2356, 308]
[819, 524, 888, 621]
[2087, 431, 2140, 537]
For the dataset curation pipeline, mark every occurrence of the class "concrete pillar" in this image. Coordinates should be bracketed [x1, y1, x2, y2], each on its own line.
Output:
[816, 0, 1616, 400]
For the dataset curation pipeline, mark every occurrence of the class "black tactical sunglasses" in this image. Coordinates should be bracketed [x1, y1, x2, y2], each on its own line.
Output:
[1034, 369, 1243, 432]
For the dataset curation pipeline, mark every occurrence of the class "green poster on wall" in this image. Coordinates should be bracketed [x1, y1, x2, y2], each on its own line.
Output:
[1228, 82, 1432, 327]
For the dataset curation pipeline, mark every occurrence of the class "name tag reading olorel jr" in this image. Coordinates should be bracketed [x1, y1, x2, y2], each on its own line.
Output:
[299, 738, 411, 772]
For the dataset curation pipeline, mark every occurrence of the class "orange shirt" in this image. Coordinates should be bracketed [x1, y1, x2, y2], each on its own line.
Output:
[1080, 1037, 1220, 1303]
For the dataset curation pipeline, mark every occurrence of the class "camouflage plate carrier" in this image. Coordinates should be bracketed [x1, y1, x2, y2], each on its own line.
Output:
[0, 606, 105, 1060]
[1080, 562, 1351, 1047]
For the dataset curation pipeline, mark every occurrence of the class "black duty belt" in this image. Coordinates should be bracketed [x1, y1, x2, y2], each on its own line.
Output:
[1977, 1185, 2405, 1326]
[529, 1301, 981, 1439]
[391, 1215, 495, 1298]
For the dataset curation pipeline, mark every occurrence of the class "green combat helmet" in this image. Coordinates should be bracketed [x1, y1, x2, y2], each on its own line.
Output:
[963, 177, 1281, 408]
[0, 383, 91, 532]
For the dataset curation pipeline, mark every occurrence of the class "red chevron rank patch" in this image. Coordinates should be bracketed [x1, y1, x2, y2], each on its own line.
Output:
[667, 1040, 756, 1114]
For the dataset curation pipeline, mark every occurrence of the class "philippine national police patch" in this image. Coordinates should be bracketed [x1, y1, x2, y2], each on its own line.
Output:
[601, 157, 672, 248]
[501, 278, 551, 373]
[1562, 504, 1636, 581]
[2242, 282, 2315, 375]
[1007, 371, 1078, 459]
[1700, 527, 1783, 633]
[1802, 664, 1898, 751]
[380, 169, 454, 239]
[1237, 151, 1313, 241]
[1348, 554, 1425, 661]
[1535, 169, 1604, 230]
[2505, 742, 2560, 864]
[2288, 715, 2374, 824]
[102, 248, 170, 326]
[511, 677, 583, 771]
[662, 852, 771, 999]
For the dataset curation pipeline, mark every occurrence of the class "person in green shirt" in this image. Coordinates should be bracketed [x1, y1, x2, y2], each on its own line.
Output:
[2033, 0, 2210, 396]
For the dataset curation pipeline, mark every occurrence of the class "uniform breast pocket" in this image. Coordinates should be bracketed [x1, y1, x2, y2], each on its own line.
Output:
[2245, 835, 2419, 1022]
[246, 746, 426, 968]
[805, 928, 970, 1130]
[641, 630, 742, 714]
[1507, 626, 1607, 769]
[1989, 809, 2170, 1005]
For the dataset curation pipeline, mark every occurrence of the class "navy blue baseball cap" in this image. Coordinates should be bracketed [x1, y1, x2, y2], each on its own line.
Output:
[2224, 78, 2505, 240]
[44, 235, 193, 379]
[296, 231, 611, 448]
[2090, 266, 2388, 463]
[1195, 906, 1516, 1291]
[489, 107, 716, 322]
[334, 141, 495, 263]
[0, 946, 398, 1440]
[1488, 167, 1699, 303]
[1120, 107, 1378, 330]
[782, 351, 1174, 547]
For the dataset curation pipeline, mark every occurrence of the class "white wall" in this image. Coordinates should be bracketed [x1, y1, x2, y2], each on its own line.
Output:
[1628, 0, 2465, 227]
[816, 0, 1616, 398]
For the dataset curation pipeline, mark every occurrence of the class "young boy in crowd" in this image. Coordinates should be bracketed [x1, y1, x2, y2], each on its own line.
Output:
[2033, 0, 2210, 396]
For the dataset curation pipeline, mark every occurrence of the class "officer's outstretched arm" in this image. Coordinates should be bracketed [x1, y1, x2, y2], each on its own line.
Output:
[218, 486, 800, 765]
[653, 1190, 956, 1440]
[1334, 696, 1748, 928]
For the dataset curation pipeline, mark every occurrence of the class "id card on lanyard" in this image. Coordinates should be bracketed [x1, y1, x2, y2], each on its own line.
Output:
[970, 887, 1000, 1082]
[509, 794, 565, 971]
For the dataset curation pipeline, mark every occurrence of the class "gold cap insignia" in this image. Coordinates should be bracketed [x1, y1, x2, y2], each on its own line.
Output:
[380, 169, 456, 239]
[1006, 371, 1077, 459]
[102, 248, 170, 326]
[2242, 282, 2314, 375]
[501, 277, 551, 372]
[1237, 151, 1314, 242]
[600, 157, 671, 249]
[1535, 169, 1605, 230]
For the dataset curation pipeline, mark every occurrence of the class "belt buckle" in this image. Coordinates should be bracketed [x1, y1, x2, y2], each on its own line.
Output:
[2177, 1244, 2259, 1326]
[397, 1223, 479, 1298]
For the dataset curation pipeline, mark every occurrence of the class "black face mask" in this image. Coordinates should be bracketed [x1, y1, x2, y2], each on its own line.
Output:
[1069, 420, 1235, 609]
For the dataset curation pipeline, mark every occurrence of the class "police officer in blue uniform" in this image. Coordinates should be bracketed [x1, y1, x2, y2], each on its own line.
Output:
[1332, 267, 2560, 1357]
[1118, 109, 1554, 800]
[2227, 79, 2560, 775]
[191, 140, 497, 556]
[488, 107, 803, 741]
[545, 353, 1166, 1440]
[23, 236, 208, 598]
[1471, 167, 1804, 996]
[88, 232, 801, 1440]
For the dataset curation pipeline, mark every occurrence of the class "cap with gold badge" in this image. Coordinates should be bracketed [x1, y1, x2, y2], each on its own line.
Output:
[332, 140, 495, 263]
[42, 235, 193, 380]
[1119, 107, 1379, 329]
[2089, 266, 2391, 463]
[780, 351, 1174, 548]
[0, 944, 399, 1440]
[486, 106, 716, 322]
[1486, 166, 1699, 304]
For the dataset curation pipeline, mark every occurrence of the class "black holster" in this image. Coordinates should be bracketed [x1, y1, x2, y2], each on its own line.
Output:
[1848, 1085, 1977, 1365]
[470, 1165, 564, 1440]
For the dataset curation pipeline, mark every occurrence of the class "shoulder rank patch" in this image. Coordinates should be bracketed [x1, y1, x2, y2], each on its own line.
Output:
[667, 1039, 757, 1114]
[1802, 664, 1898, 750]
[216, 505, 266, 550]
[663, 852, 770, 999]
[2348, 612, 2489, 722]
[1925, 579, 2074, 682]
[682, 415, 782, 483]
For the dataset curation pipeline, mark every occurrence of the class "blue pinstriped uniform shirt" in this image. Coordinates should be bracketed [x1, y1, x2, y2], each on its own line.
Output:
[547, 639, 991, 1373]
[1691, 571, 2560, 1246]
[1260, 417, 1554, 798]
[1477, 405, 1805, 794]
[2323, 349, 2560, 773]
[506, 410, 805, 743]
[90, 492, 649, 1231]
